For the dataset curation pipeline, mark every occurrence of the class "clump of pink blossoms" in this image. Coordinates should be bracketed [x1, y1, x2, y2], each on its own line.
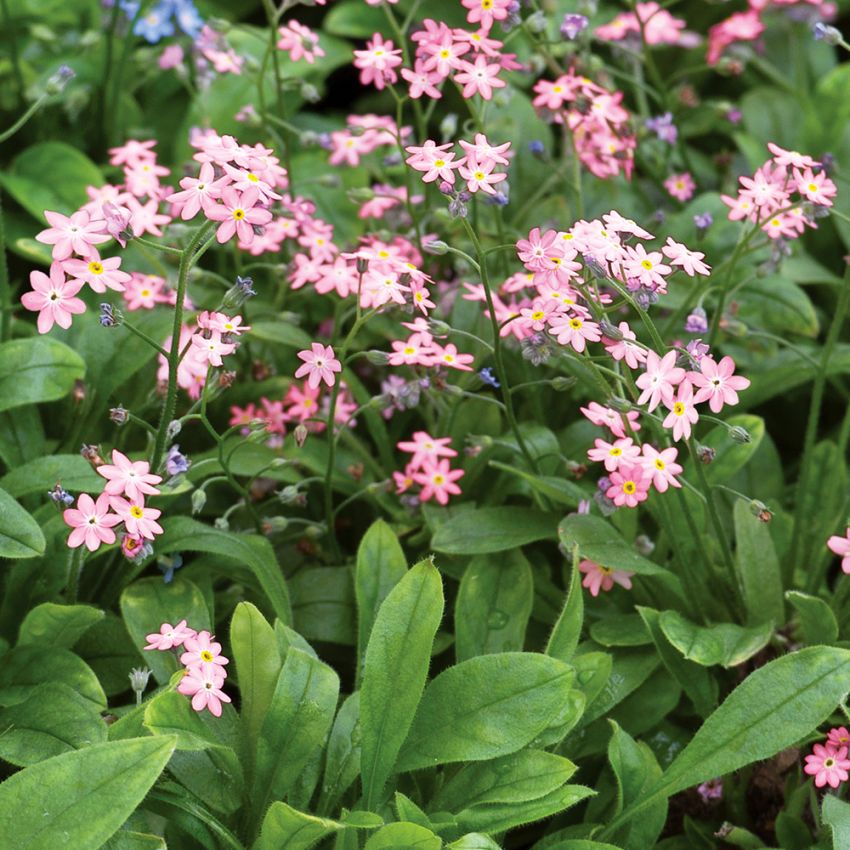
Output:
[394, 431, 465, 506]
[804, 728, 850, 789]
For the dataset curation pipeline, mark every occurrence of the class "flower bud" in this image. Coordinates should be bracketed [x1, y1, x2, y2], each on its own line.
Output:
[526, 10, 547, 33]
[444, 383, 464, 397]
[635, 534, 655, 556]
[300, 82, 320, 103]
[425, 239, 448, 255]
[696, 445, 716, 464]
[813, 22, 843, 45]
[365, 349, 391, 366]
[551, 376, 577, 391]
[262, 516, 289, 534]
[318, 173, 341, 188]
[439, 113, 458, 141]
[608, 396, 632, 412]
[128, 667, 151, 705]
[46, 64, 75, 95]
[222, 275, 256, 309]
[348, 187, 375, 202]
[294, 424, 309, 448]
[214, 517, 229, 531]
[428, 318, 451, 336]
[191, 488, 207, 515]
[728, 425, 751, 444]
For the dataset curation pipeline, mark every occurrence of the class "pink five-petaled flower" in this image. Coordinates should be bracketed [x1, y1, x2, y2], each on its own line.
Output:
[828, 727, 850, 749]
[458, 158, 507, 196]
[177, 666, 231, 717]
[461, 0, 513, 30]
[63, 492, 122, 552]
[640, 444, 683, 492]
[181, 630, 230, 673]
[21, 262, 86, 334]
[206, 187, 272, 245]
[62, 251, 131, 294]
[578, 558, 634, 597]
[580, 401, 642, 439]
[606, 463, 652, 508]
[804, 743, 850, 789]
[166, 162, 229, 220]
[353, 33, 403, 91]
[35, 209, 109, 260]
[454, 56, 505, 101]
[664, 172, 695, 202]
[636, 349, 685, 412]
[144, 619, 197, 651]
[587, 437, 641, 472]
[397, 431, 458, 469]
[828, 528, 850, 574]
[277, 21, 324, 64]
[690, 356, 750, 413]
[295, 343, 342, 389]
[97, 449, 163, 501]
[663, 380, 699, 442]
[109, 496, 163, 541]
[413, 458, 464, 505]
[549, 314, 602, 353]
[662, 237, 711, 277]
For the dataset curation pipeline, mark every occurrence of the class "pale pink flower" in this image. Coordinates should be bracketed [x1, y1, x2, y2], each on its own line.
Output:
[458, 157, 507, 195]
[581, 401, 642, 439]
[63, 251, 131, 293]
[166, 162, 228, 220]
[606, 464, 652, 508]
[549, 314, 601, 353]
[664, 172, 695, 202]
[602, 321, 647, 369]
[277, 21, 324, 64]
[21, 263, 85, 334]
[636, 350, 685, 412]
[63, 492, 122, 551]
[205, 187, 272, 245]
[828, 727, 850, 749]
[295, 343, 342, 389]
[405, 142, 461, 184]
[587, 437, 641, 472]
[190, 331, 236, 368]
[181, 630, 229, 673]
[177, 667, 231, 717]
[159, 44, 184, 70]
[454, 56, 505, 100]
[622, 244, 671, 291]
[828, 528, 850, 574]
[97, 449, 162, 500]
[109, 139, 157, 168]
[353, 33, 402, 90]
[767, 142, 818, 170]
[640, 445, 682, 492]
[431, 342, 475, 371]
[690, 356, 750, 413]
[662, 380, 699, 441]
[397, 432, 457, 468]
[110, 496, 163, 540]
[401, 63, 443, 100]
[413, 458, 464, 505]
[579, 559, 634, 596]
[36, 209, 109, 260]
[804, 744, 850, 789]
[461, 0, 512, 31]
[662, 237, 711, 277]
[794, 167, 837, 207]
[459, 134, 511, 166]
[144, 619, 196, 651]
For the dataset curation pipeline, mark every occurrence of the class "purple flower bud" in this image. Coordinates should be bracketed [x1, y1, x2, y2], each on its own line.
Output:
[693, 211, 713, 235]
[645, 112, 678, 144]
[560, 13, 589, 40]
[165, 444, 190, 476]
[684, 306, 709, 334]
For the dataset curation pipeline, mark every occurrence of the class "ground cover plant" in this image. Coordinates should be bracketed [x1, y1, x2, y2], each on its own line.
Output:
[2, 0, 850, 848]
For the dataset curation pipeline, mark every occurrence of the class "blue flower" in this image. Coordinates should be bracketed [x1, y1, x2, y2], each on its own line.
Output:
[173, 0, 203, 38]
[133, 2, 175, 43]
[479, 367, 500, 389]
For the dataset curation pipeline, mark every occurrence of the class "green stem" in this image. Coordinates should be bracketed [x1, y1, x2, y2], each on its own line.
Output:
[0, 94, 49, 145]
[0, 0, 24, 105]
[0, 190, 11, 342]
[121, 319, 168, 358]
[133, 235, 183, 257]
[66, 547, 86, 605]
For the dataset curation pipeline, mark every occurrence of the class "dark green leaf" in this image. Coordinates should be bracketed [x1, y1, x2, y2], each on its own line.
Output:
[0, 487, 46, 559]
[0, 455, 103, 497]
[432, 507, 557, 555]
[558, 515, 665, 575]
[546, 549, 583, 662]
[0, 338, 85, 413]
[733, 499, 784, 626]
[658, 611, 773, 668]
[18, 603, 104, 648]
[786, 591, 839, 645]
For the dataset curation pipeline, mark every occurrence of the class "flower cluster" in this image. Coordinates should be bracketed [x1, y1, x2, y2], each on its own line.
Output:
[595, 2, 689, 46]
[327, 114, 406, 167]
[406, 134, 511, 197]
[277, 21, 324, 65]
[722, 143, 837, 240]
[121, 0, 203, 44]
[804, 726, 850, 789]
[828, 527, 850, 573]
[63, 450, 163, 556]
[144, 620, 232, 717]
[532, 70, 635, 180]
[394, 431, 465, 505]
[388, 319, 474, 371]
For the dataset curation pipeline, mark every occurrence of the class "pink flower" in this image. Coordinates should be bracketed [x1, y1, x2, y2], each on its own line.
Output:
[690, 356, 750, 413]
[828, 528, 850, 574]
[401, 63, 443, 100]
[20, 263, 86, 334]
[159, 44, 184, 70]
[664, 172, 695, 202]
[458, 157, 507, 195]
[578, 559, 634, 596]
[588, 437, 641, 472]
[606, 463, 652, 508]
[640, 444, 682, 492]
[622, 243, 671, 291]
[794, 167, 837, 207]
[144, 619, 196, 651]
[166, 162, 228, 220]
[353, 33, 402, 90]
[181, 630, 229, 673]
[405, 141, 461, 185]
[804, 743, 850, 789]
[602, 321, 647, 369]
[397, 431, 457, 469]
[277, 21, 324, 64]
[454, 56, 506, 100]
[636, 350, 685, 412]
[110, 496, 163, 540]
[581, 401, 641, 439]
[205, 187, 272, 245]
[62, 251, 131, 293]
[35, 209, 109, 260]
[63, 492, 122, 552]
[431, 342, 474, 371]
[295, 343, 342, 389]
[413, 458, 464, 505]
[662, 380, 699, 442]
[461, 0, 513, 31]
[190, 331, 236, 367]
[97, 449, 162, 501]
[767, 143, 818, 170]
[828, 727, 850, 749]
[177, 667, 231, 717]
[549, 314, 601, 353]
[662, 238, 711, 277]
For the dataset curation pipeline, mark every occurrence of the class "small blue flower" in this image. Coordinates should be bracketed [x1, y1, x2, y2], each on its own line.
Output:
[133, 2, 176, 43]
[528, 140, 545, 155]
[165, 444, 190, 476]
[158, 553, 183, 584]
[693, 211, 713, 232]
[479, 367, 500, 389]
[173, 0, 203, 38]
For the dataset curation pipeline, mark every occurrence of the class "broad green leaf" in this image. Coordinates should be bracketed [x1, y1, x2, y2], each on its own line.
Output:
[658, 611, 773, 668]
[432, 750, 577, 811]
[394, 792, 432, 828]
[0, 644, 105, 710]
[76, 613, 141, 697]
[823, 794, 850, 849]
[0, 736, 176, 850]
[737, 275, 819, 337]
[157, 518, 291, 625]
[397, 653, 574, 771]
[0, 683, 106, 766]
[249, 320, 313, 350]
[488, 461, 586, 507]
[254, 802, 344, 850]
[0, 454, 103, 498]
[0, 407, 44, 470]
[589, 615, 650, 648]
[320, 692, 361, 814]
[455, 551, 533, 662]
[455, 785, 594, 834]
[355, 519, 407, 677]
[626, 647, 850, 821]
[18, 603, 103, 648]
[361, 559, 444, 807]
[786, 591, 839, 645]
[324, 0, 393, 38]
[253, 648, 339, 811]
[558, 515, 665, 575]
[571, 652, 613, 711]
[290, 567, 355, 645]
[699, 415, 765, 485]
[446, 836, 501, 850]
[544, 843, 623, 850]
[0, 487, 45, 559]
[0, 338, 85, 414]
[364, 823, 441, 850]
[120, 577, 211, 684]
[733, 499, 784, 626]
[143, 691, 226, 752]
[546, 548, 583, 662]
[580, 646, 661, 725]
[102, 831, 166, 850]
[431, 507, 557, 555]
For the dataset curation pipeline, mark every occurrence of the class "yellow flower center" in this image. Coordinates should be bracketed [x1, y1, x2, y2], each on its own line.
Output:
[201, 650, 214, 663]
[482, 0, 493, 8]
[247, 172, 259, 182]
[435, 159, 445, 167]
[130, 505, 144, 518]
[610, 447, 622, 457]
[233, 208, 245, 220]
[88, 261, 104, 275]
[808, 183, 818, 193]
[569, 318, 582, 330]
[673, 402, 685, 416]
[641, 259, 653, 271]
[623, 480, 636, 494]
[531, 311, 545, 321]
[474, 171, 485, 181]
[655, 458, 666, 470]
[433, 474, 445, 485]
[404, 347, 415, 355]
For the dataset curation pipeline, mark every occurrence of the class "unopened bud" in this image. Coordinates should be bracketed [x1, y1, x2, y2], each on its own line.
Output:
[191, 489, 207, 515]
[696, 445, 716, 464]
[294, 424, 309, 448]
[356, 257, 369, 274]
[749, 500, 772, 522]
[428, 318, 451, 336]
[728, 425, 751, 444]
[262, 516, 289, 534]
[318, 173, 341, 188]
[46, 64, 75, 95]
[551, 376, 577, 391]
[207, 17, 231, 32]
[444, 383, 464, 397]
[278, 485, 301, 505]
[599, 320, 623, 341]
[300, 83, 320, 103]
[439, 113, 458, 141]
[425, 240, 448, 256]
[813, 22, 843, 46]
[129, 667, 151, 705]
[635, 534, 655, 556]
[214, 517, 229, 531]
[348, 187, 375, 202]
[526, 10, 547, 32]
[608, 396, 632, 412]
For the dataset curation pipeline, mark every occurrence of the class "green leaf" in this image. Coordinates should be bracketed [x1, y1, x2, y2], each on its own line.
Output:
[253, 647, 340, 810]
[0, 407, 44, 469]
[0, 338, 85, 414]
[290, 567, 355, 645]
[823, 794, 850, 849]
[488, 461, 586, 507]
[446, 836, 501, 850]
[397, 652, 574, 771]
[431, 507, 557, 555]
[630, 647, 850, 818]
[143, 691, 227, 752]
[0, 683, 106, 766]
[558, 515, 665, 575]
[18, 603, 104, 648]
[571, 652, 613, 712]
[324, 0, 391, 38]
[361, 559, 444, 808]
[0, 454, 103, 498]
[320, 692, 361, 814]
[0, 487, 46, 559]
[658, 611, 773, 668]
[355, 519, 407, 677]
[589, 615, 650, 648]
[0, 644, 106, 710]
[364, 823, 441, 850]
[249, 320, 313, 350]
[432, 749, 577, 811]
[699, 415, 765, 485]
[580, 647, 661, 726]
[733, 499, 784, 626]
[157, 518, 291, 625]
[254, 802, 345, 850]
[120, 577, 212, 684]
[546, 549, 583, 662]
[543, 843, 622, 850]
[0, 736, 176, 850]
[737, 276, 819, 337]
[455, 550, 533, 662]
[786, 591, 839, 646]
[102, 831, 166, 850]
